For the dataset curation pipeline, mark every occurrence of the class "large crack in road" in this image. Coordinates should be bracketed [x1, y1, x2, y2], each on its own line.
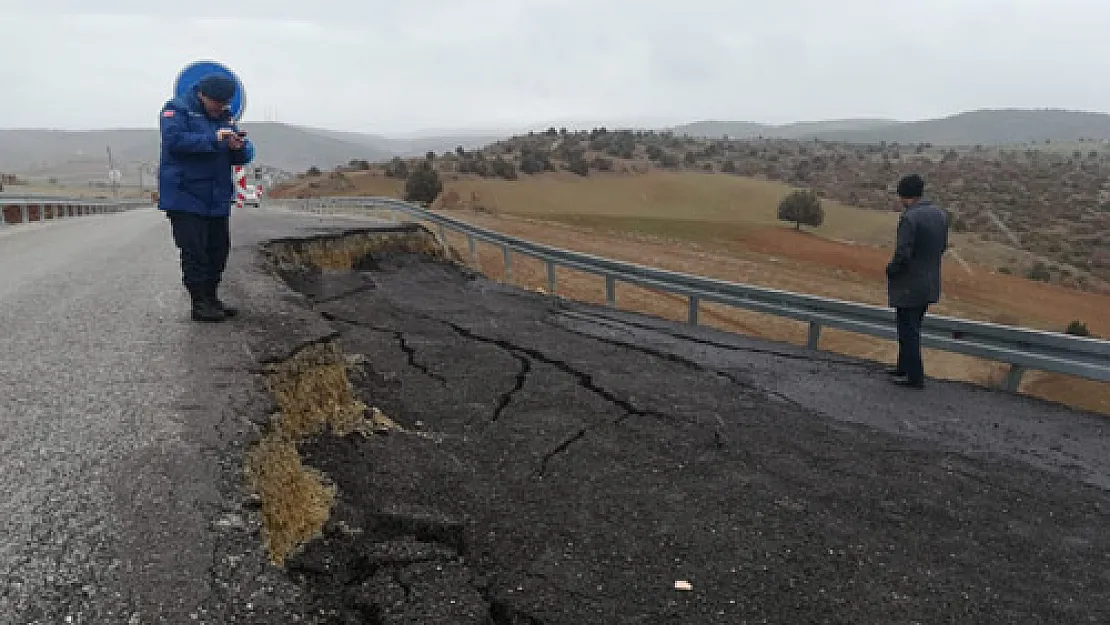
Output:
[256, 230, 1110, 624]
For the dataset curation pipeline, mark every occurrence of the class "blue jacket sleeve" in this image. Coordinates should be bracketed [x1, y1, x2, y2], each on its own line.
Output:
[160, 104, 218, 154]
[230, 138, 255, 166]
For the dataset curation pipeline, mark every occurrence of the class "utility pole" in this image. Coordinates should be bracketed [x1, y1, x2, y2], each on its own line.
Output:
[107, 146, 120, 200]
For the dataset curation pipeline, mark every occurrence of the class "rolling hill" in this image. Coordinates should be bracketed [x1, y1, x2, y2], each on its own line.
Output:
[11, 108, 1110, 185]
[0, 123, 499, 184]
[673, 109, 1110, 146]
[671, 119, 899, 140]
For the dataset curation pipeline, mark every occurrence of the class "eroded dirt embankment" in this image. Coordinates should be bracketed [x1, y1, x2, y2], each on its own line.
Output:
[246, 224, 1110, 625]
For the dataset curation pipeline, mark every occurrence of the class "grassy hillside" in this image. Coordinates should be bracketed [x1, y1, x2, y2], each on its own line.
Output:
[275, 126, 1110, 290]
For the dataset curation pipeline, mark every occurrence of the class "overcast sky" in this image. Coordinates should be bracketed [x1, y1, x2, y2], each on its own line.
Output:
[3, 0, 1109, 135]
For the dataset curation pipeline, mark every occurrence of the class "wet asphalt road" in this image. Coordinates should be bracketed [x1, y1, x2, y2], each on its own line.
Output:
[0, 207, 391, 624]
[2, 204, 1109, 623]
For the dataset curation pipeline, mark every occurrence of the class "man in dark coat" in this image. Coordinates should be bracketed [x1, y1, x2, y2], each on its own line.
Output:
[157, 73, 255, 322]
[886, 174, 949, 389]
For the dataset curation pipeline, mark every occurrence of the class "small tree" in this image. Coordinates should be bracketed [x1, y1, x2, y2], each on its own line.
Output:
[404, 161, 443, 205]
[777, 189, 824, 230]
[306, 166, 321, 177]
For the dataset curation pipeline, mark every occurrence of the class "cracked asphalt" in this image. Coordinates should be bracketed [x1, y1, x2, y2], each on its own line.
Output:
[277, 243, 1110, 624]
[4, 205, 1110, 623]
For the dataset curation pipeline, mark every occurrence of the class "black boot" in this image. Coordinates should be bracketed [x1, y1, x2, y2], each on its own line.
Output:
[208, 283, 238, 318]
[189, 287, 227, 323]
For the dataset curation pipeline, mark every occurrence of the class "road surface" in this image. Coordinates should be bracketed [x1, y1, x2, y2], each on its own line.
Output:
[1, 205, 1108, 623]
[0, 207, 390, 624]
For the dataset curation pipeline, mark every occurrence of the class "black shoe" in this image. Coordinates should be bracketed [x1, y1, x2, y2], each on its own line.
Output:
[214, 298, 238, 318]
[191, 299, 227, 323]
[890, 376, 925, 389]
[207, 284, 238, 318]
[885, 367, 906, 376]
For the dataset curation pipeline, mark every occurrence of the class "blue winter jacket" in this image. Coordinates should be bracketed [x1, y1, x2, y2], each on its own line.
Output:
[157, 89, 255, 217]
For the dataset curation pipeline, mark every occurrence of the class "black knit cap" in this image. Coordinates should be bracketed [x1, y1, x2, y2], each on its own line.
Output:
[196, 74, 237, 103]
[896, 174, 925, 198]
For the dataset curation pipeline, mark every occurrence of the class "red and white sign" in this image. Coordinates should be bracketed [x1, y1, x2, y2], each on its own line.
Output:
[234, 166, 246, 208]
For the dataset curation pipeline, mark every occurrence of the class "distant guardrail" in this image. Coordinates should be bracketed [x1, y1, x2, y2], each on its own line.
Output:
[281, 196, 1110, 393]
[0, 196, 149, 227]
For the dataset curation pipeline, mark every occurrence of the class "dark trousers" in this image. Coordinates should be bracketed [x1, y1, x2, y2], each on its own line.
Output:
[895, 305, 929, 383]
[167, 211, 230, 296]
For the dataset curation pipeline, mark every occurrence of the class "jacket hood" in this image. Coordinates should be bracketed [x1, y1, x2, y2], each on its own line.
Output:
[175, 90, 231, 122]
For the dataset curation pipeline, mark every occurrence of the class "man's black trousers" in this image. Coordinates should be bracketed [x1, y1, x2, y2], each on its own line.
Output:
[166, 211, 230, 297]
[895, 305, 929, 384]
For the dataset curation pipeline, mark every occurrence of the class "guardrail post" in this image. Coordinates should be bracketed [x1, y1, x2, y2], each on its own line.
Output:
[546, 262, 557, 294]
[502, 245, 513, 283]
[467, 235, 478, 266]
[605, 275, 616, 307]
[688, 296, 699, 325]
[807, 322, 822, 350]
[1004, 364, 1026, 393]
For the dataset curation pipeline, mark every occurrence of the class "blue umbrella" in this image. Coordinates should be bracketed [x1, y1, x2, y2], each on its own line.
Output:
[173, 60, 247, 122]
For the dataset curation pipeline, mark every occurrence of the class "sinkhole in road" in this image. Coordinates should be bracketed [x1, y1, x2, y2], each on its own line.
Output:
[250, 224, 453, 567]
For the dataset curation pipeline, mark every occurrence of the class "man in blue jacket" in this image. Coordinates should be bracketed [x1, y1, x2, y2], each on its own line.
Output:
[157, 73, 255, 322]
[886, 174, 949, 389]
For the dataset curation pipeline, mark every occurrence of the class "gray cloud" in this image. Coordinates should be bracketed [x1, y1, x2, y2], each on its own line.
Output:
[2, 0, 1107, 134]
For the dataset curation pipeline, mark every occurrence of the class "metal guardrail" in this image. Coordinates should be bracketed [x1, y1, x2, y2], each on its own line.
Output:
[0, 196, 148, 227]
[283, 196, 1110, 393]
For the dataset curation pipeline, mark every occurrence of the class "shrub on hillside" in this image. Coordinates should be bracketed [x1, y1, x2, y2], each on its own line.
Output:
[491, 156, 518, 180]
[567, 157, 590, 177]
[404, 161, 443, 206]
[384, 157, 409, 178]
[520, 151, 545, 174]
[777, 189, 825, 230]
[1026, 261, 1052, 282]
[591, 157, 613, 172]
[1066, 320, 1091, 337]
